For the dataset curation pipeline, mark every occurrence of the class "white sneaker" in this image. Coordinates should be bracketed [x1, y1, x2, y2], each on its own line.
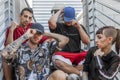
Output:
[67, 74, 80, 80]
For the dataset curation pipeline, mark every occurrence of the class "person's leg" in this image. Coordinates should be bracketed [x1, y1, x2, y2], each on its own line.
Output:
[55, 59, 80, 75]
[74, 51, 87, 76]
[2, 61, 13, 80]
[52, 52, 81, 75]
[73, 51, 87, 77]
[74, 51, 87, 65]
[52, 51, 88, 76]
[48, 70, 66, 80]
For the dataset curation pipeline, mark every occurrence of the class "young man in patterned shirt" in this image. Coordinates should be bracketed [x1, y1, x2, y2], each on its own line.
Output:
[1, 23, 69, 80]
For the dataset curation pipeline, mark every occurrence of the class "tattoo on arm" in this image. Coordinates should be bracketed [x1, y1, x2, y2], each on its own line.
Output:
[2, 33, 29, 59]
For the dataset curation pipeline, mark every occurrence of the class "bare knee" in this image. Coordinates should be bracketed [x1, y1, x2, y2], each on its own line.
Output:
[53, 70, 66, 77]
[48, 70, 66, 80]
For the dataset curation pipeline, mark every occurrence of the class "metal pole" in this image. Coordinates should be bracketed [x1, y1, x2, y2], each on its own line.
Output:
[8, 0, 11, 25]
[92, 0, 96, 46]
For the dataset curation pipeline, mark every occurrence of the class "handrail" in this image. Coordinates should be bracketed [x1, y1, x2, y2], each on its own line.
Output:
[25, 0, 30, 8]
[95, 9, 120, 26]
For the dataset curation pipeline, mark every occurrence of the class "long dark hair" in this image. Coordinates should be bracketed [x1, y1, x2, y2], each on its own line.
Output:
[96, 26, 120, 54]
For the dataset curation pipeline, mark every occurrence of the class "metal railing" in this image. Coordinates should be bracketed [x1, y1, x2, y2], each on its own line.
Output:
[0, 0, 13, 50]
[95, 1, 120, 28]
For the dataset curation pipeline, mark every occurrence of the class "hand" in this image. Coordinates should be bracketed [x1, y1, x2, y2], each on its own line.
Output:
[25, 29, 36, 38]
[94, 49, 104, 57]
[59, 7, 64, 18]
[71, 20, 80, 28]
[9, 21, 18, 31]
[75, 65, 83, 71]
[60, 7, 64, 13]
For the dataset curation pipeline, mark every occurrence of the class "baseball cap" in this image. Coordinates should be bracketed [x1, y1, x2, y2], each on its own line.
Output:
[31, 23, 44, 34]
[64, 7, 75, 22]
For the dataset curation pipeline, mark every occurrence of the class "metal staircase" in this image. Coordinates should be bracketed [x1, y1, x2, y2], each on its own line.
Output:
[0, 0, 120, 79]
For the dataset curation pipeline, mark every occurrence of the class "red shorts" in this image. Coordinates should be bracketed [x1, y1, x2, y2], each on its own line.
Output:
[54, 51, 87, 65]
